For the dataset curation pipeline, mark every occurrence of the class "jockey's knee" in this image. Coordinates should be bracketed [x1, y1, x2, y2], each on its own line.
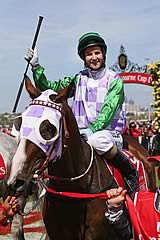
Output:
[87, 130, 117, 156]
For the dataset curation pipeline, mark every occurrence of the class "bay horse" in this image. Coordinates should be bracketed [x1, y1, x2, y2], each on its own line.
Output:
[122, 135, 155, 188]
[6, 75, 149, 240]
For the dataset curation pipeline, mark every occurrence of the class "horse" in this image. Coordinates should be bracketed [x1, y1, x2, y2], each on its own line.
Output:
[0, 128, 47, 240]
[0, 131, 25, 239]
[0, 131, 17, 200]
[122, 135, 155, 188]
[6, 75, 150, 240]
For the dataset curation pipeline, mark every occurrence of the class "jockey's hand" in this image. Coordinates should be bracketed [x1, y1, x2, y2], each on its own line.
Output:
[106, 187, 127, 207]
[24, 47, 39, 67]
[3, 196, 20, 217]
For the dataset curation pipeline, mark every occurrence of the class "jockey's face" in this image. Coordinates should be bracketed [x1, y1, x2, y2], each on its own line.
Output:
[84, 46, 104, 70]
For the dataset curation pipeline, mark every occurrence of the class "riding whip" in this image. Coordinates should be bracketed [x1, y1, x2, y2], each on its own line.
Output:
[12, 16, 44, 113]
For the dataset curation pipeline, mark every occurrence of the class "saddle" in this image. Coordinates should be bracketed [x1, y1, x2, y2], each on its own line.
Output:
[107, 149, 148, 191]
[81, 133, 147, 191]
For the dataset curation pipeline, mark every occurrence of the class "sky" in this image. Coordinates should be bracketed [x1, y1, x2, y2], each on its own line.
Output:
[0, 0, 160, 113]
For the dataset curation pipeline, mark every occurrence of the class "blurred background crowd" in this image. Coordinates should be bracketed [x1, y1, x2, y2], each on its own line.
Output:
[1, 119, 160, 157]
[123, 120, 160, 156]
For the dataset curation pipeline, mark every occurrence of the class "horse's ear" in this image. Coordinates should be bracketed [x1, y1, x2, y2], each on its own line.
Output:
[11, 115, 22, 139]
[24, 74, 41, 99]
[55, 82, 75, 103]
[13, 115, 22, 132]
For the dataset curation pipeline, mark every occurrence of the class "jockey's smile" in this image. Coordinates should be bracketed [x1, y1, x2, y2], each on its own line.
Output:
[84, 46, 104, 70]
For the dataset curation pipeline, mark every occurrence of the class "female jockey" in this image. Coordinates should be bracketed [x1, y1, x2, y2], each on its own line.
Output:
[25, 32, 139, 199]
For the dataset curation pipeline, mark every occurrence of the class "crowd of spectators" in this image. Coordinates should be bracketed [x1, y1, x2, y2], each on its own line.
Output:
[1, 121, 160, 156]
[123, 120, 160, 156]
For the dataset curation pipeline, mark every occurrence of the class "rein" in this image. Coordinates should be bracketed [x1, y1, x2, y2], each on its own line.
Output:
[17, 97, 112, 216]
[20, 167, 115, 216]
[39, 143, 94, 182]
[30, 99, 95, 182]
[38, 178, 109, 200]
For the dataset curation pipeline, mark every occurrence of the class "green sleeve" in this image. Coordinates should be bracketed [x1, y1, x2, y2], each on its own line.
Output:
[90, 78, 124, 132]
[32, 65, 78, 91]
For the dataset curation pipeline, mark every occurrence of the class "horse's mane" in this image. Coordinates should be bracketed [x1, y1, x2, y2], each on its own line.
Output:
[63, 101, 81, 139]
[55, 100, 88, 175]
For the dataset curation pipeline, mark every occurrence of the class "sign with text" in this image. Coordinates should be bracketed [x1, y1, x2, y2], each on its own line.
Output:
[120, 72, 152, 86]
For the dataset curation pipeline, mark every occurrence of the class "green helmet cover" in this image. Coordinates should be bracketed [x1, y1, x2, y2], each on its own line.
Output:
[78, 32, 107, 59]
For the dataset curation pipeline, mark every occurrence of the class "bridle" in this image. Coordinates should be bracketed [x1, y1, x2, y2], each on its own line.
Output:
[29, 99, 69, 160]
[29, 98, 94, 182]
[16, 97, 95, 216]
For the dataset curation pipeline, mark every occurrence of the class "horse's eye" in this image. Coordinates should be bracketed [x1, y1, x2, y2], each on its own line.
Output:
[49, 94, 57, 102]
[39, 120, 57, 140]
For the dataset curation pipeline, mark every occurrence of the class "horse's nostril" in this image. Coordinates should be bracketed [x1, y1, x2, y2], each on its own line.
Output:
[8, 179, 36, 198]
[8, 179, 25, 194]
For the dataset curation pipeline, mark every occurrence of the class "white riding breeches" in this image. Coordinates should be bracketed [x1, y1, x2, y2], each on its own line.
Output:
[80, 129, 123, 155]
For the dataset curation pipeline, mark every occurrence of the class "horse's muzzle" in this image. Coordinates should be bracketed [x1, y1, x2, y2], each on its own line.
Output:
[8, 179, 37, 198]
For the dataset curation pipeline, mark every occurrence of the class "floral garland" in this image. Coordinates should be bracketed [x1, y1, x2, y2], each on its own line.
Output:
[148, 61, 160, 131]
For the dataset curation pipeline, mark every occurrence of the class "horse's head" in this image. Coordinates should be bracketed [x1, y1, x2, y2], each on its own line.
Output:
[7, 75, 66, 205]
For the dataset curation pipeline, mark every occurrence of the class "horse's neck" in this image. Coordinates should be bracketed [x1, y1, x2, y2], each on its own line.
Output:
[64, 102, 88, 162]
[52, 102, 91, 177]
[61, 133, 90, 177]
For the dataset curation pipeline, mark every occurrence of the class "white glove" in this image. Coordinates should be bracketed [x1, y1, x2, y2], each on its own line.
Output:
[25, 47, 39, 67]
